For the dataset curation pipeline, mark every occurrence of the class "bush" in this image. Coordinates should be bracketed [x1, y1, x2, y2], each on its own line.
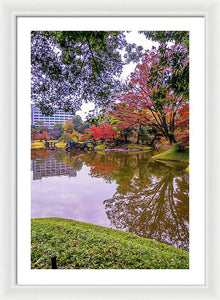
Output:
[95, 144, 106, 150]
[173, 142, 185, 152]
[58, 132, 73, 143]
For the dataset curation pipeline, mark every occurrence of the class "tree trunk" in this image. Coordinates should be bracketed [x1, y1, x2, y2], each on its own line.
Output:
[168, 133, 176, 145]
[136, 125, 142, 144]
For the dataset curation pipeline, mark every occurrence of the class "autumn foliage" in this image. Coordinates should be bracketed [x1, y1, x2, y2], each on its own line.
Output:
[32, 131, 50, 141]
[31, 35, 189, 149]
[109, 44, 189, 146]
[87, 123, 116, 141]
[175, 104, 189, 146]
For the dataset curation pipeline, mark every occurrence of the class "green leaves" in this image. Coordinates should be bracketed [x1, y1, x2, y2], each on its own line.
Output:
[31, 31, 127, 115]
[141, 31, 189, 45]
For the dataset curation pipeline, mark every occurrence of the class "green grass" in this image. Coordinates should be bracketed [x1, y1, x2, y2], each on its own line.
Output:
[31, 140, 67, 149]
[126, 143, 151, 150]
[56, 141, 66, 148]
[95, 144, 107, 150]
[31, 141, 45, 149]
[94, 143, 151, 152]
[152, 147, 189, 163]
[157, 160, 189, 170]
[31, 218, 189, 269]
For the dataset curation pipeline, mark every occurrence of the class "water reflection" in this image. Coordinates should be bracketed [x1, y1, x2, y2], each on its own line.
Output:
[33, 157, 77, 180]
[104, 166, 189, 251]
[31, 149, 189, 251]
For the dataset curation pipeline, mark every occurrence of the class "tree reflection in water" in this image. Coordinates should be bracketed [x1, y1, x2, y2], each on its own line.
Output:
[33, 150, 189, 251]
[81, 151, 189, 251]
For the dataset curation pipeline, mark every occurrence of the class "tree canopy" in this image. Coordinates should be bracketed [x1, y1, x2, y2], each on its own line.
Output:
[31, 31, 143, 115]
[141, 31, 189, 47]
[31, 30, 189, 146]
[109, 42, 189, 144]
[142, 31, 189, 99]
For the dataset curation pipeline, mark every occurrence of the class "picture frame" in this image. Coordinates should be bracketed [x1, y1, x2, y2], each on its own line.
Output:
[0, 0, 219, 298]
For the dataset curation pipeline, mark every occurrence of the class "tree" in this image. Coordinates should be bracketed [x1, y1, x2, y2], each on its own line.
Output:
[70, 129, 81, 141]
[32, 133, 42, 141]
[41, 131, 50, 141]
[113, 43, 189, 144]
[52, 123, 64, 139]
[63, 119, 75, 133]
[31, 125, 40, 140]
[109, 102, 149, 143]
[72, 115, 83, 132]
[58, 132, 72, 143]
[88, 123, 116, 141]
[77, 121, 90, 134]
[175, 103, 189, 146]
[33, 122, 50, 134]
[136, 126, 150, 145]
[141, 31, 189, 99]
[31, 31, 143, 115]
[54, 123, 64, 134]
[141, 31, 189, 47]
[32, 131, 50, 141]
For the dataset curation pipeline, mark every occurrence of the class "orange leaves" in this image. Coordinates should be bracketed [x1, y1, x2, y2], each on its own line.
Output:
[31, 149, 49, 160]
[90, 161, 116, 177]
[88, 123, 116, 141]
[175, 104, 189, 146]
[108, 45, 189, 145]
[79, 123, 116, 143]
[110, 102, 148, 130]
[70, 129, 81, 141]
[63, 119, 75, 133]
[32, 131, 50, 141]
[41, 131, 50, 141]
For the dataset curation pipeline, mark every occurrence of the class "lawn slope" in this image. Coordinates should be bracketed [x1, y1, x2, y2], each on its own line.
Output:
[31, 218, 189, 269]
[152, 147, 189, 163]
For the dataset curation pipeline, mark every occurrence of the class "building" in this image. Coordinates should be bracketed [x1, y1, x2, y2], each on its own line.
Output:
[32, 155, 77, 180]
[31, 104, 74, 128]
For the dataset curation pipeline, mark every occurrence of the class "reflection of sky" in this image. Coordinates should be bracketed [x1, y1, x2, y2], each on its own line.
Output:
[31, 165, 117, 227]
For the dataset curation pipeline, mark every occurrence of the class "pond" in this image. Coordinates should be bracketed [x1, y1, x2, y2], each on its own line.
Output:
[31, 149, 189, 251]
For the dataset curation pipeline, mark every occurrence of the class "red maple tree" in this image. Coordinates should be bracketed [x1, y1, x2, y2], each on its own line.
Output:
[32, 131, 50, 141]
[109, 44, 189, 145]
[88, 123, 116, 141]
[175, 104, 189, 146]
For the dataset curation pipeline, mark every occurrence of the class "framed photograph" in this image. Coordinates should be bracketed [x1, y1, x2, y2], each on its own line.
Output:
[17, 15, 204, 285]
[1, 0, 219, 299]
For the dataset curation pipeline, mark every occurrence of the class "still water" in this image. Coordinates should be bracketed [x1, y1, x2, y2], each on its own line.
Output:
[31, 149, 189, 251]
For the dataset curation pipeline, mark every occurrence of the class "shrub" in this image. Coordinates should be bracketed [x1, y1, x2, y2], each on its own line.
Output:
[95, 144, 106, 150]
[58, 132, 73, 143]
[173, 142, 185, 152]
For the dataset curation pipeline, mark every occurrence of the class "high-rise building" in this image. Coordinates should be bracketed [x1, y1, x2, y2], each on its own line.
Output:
[32, 155, 77, 180]
[31, 104, 74, 128]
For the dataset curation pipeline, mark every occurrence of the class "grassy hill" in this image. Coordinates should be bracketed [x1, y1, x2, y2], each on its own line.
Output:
[31, 218, 189, 269]
[152, 147, 189, 163]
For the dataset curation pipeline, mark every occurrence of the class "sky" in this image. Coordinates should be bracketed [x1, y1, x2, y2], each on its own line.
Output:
[76, 31, 157, 121]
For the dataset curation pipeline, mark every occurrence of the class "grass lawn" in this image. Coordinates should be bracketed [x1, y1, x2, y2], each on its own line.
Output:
[152, 147, 189, 163]
[31, 141, 45, 149]
[125, 143, 152, 150]
[94, 143, 152, 151]
[55, 141, 66, 148]
[31, 140, 67, 149]
[31, 218, 189, 269]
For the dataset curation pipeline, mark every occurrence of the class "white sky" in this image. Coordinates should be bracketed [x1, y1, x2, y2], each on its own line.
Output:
[76, 31, 157, 121]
